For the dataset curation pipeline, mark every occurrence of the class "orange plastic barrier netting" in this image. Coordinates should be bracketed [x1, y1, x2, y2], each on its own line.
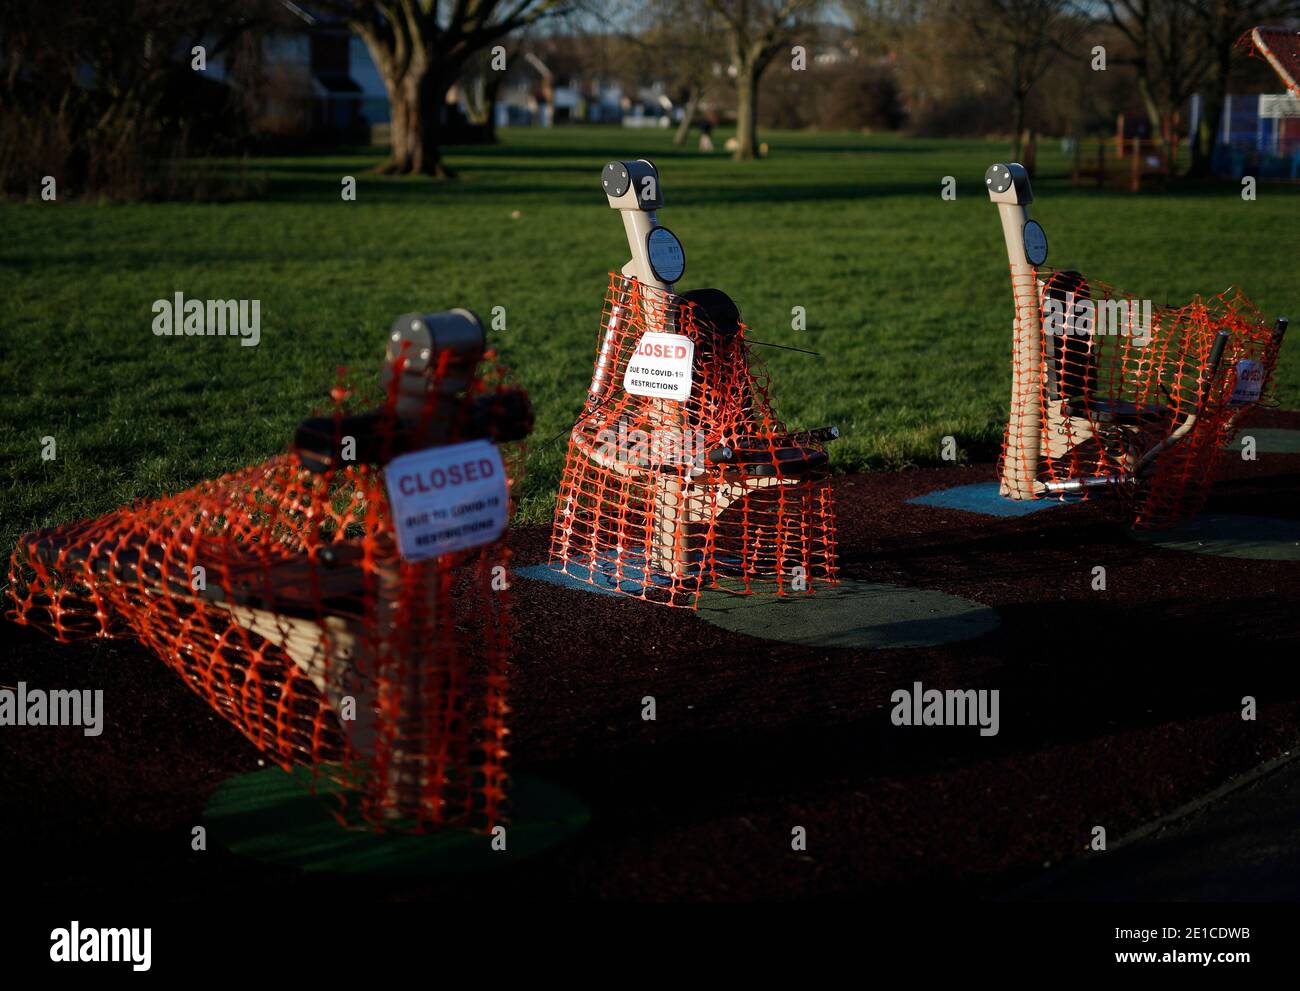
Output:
[1001, 268, 1283, 527]
[8, 349, 527, 834]
[550, 274, 838, 608]
[1240, 27, 1300, 95]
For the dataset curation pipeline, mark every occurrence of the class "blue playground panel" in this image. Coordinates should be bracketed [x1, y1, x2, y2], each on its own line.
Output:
[517, 545, 707, 598]
[907, 481, 1066, 518]
[519, 546, 763, 599]
[516, 562, 627, 597]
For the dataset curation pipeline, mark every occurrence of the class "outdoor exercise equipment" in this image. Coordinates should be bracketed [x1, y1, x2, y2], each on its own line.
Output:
[8, 311, 532, 832]
[550, 159, 838, 607]
[986, 161, 1286, 526]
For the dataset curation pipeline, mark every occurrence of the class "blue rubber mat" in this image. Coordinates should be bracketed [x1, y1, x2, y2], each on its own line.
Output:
[907, 481, 1066, 518]
[516, 563, 625, 597]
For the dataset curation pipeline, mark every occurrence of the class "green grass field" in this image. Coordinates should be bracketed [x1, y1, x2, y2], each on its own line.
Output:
[2, 127, 1296, 547]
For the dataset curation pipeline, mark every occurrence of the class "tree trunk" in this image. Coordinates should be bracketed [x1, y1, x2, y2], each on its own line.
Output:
[1190, 43, 1231, 178]
[1136, 74, 1162, 144]
[673, 83, 700, 146]
[1012, 93, 1026, 162]
[1191, 90, 1220, 177]
[1135, 75, 1177, 175]
[461, 70, 502, 144]
[734, 67, 759, 161]
[382, 68, 456, 178]
[482, 71, 503, 144]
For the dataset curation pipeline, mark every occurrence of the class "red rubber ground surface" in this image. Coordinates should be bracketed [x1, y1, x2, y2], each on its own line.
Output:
[3, 410, 1298, 902]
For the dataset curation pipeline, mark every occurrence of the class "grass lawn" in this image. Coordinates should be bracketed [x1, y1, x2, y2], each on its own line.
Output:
[1, 126, 1297, 547]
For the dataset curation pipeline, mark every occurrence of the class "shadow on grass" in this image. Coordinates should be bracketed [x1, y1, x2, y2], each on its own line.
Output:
[236, 171, 975, 207]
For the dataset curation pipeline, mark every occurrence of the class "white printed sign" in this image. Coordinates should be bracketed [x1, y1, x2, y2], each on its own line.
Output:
[384, 439, 508, 561]
[1230, 359, 1265, 405]
[623, 332, 694, 402]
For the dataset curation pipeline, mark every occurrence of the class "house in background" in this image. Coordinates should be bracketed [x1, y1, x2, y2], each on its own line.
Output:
[350, 35, 389, 128]
[487, 36, 668, 128]
[493, 49, 621, 127]
[253, 2, 369, 141]
[207, 12, 682, 144]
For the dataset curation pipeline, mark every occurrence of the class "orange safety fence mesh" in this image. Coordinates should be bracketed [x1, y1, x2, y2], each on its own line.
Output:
[8, 340, 529, 833]
[550, 273, 838, 608]
[1001, 267, 1284, 528]
[1240, 27, 1300, 95]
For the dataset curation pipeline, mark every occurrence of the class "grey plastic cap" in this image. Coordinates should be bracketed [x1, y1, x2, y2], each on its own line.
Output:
[603, 159, 663, 210]
[985, 162, 1033, 205]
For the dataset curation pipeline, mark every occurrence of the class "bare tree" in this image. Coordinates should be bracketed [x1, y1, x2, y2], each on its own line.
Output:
[460, 31, 530, 142]
[840, 0, 926, 48]
[1094, 0, 1206, 169]
[0, 0, 272, 197]
[703, 0, 824, 160]
[660, 6, 722, 145]
[951, 0, 1083, 160]
[319, 1, 572, 177]
[607, 0, 722, 146]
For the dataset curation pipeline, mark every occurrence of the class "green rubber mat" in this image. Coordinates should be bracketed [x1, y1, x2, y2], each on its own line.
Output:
[1129, 513, 1300, 561]
[205, 765, 590, 878]
[697, 579, 1000, 649]
[1226, 428, 1300, 454]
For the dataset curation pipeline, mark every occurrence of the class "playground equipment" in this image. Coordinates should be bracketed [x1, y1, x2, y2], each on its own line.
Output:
[1209, 29, 1300, 180]
[985, 162, 1286, 527]
[1245, 26, 1300, 96]
[550, 159, 838, 607]
[8, 311, 532, 832]
[1071, 123, 1178, 193]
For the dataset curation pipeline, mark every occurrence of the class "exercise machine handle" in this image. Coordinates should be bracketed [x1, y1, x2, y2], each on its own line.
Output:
[1201, 330, 1230, 405]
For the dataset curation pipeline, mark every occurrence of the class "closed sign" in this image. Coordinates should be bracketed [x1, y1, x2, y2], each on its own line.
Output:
[624, 331, 694, 401]
[385, 439, 508, 560]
